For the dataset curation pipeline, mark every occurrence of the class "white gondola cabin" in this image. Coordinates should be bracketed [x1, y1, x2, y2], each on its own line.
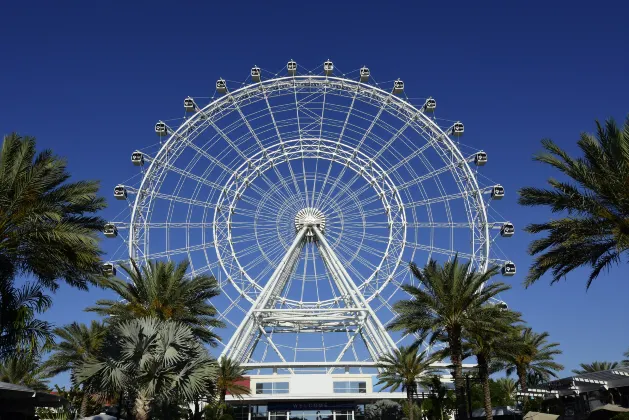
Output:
[491, 185, 505, 200]
[216, 78, 227, 93]
[423, 97, 436, 112]
[324, 60, 333, 75]
[474, 151, 487, 166]
[103, 223, 118, 238]
[500, 222, 515, 237]
[287, 60, 297, 75]
[502, 261, 516, 276]
[184, 97, 196, 112]
[114, 185, 127, 200]
[393, 79, 404, 94]
[131, 151, 144, 166]
[451, 122, 464, 137]
[102, 263, 116, 276]
[360, 67, 370, 82]
[155, 121, 167, 137]
[251, 66, 261, 82]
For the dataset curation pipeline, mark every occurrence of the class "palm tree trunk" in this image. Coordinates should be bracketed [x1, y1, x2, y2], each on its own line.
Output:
[134, 394, 151, 420]
[194, 398, 200, 420]
[477, 355, 493, 420]
[517, 365, 527, 392]
[80, 393, 89, 417]
[407, 387, 415, 420]
[450, 335, 467, 420]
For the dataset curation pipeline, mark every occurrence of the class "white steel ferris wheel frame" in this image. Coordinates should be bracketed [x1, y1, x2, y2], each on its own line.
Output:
[117, 70, 510, 372]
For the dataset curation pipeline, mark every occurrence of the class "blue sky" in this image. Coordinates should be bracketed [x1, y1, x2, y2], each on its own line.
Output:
[1, 1, 628, 386]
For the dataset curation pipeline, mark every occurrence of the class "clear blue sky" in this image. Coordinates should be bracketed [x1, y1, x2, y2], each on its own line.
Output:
[2, 1, 628, 386]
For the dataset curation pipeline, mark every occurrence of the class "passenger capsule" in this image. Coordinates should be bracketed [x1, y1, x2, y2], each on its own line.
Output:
[324, 60, 334, 76]
[287, 60, 297, 75]
[251, 66, 261, 82]
[491, 185, 505, 200]
[500, 222, 515, 237]
[216, 78, 227, 94]
[155, 121, 167, 137]
[184, 97, 196, 112]
[502, 261, 516, 276]
[102, 263, 116, 277]
[474, 151, 487, 166]
[103, 223, 118, 238]
[131, 151, 144, 166]
[113, 185, 127, 200]
[360, 67, 370, 82]
[393, 79, 404, 95]
[451, 122, 464, 137]
[423, 97, 436, 112]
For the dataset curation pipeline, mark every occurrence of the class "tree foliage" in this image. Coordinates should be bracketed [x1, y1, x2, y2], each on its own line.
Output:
[572, 361, 619, 374]
[87, 259, 224, 346]
[388, 256, 510, 420]
[216, 356, 250, 404]
[0, 132, 106, 290]
[376, 345, 438, 420]
[519, 117, 629, 288]
[504, 328, 563, 391]
[0, 353, 50, 391]
[76, 317, 217, 420]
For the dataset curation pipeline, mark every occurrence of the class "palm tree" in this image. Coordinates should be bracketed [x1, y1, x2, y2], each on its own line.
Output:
[572, 361, 619, 374]
[44, 321, 108, 416]
[76, 317, 217, 420]
[0, 353, 49, 391]
[466, 308, 522, 420]
[504, 328, 563, 391]
[87, 259, 224, 346]
[376, 345, 438, 420]
[216, 356, 250, 405]
[623, 348, 629, 366]
[495, 378, 517, 406]
[0, 281, 53, 360]
[0, 133, 106, 290]
[518, 117, 629, 288]
[388, 257, 510, 420]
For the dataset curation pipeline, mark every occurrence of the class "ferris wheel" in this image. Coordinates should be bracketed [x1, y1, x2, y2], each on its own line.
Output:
[104, 60, 515, 374]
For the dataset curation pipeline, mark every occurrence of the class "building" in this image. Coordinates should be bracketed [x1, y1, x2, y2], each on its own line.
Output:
[517, 367, 629, 420]
[0, 381, 68, 420]
[226, 372, 405, 419]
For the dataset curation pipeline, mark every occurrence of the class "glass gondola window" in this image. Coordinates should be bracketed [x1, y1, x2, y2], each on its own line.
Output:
[500, 222, 514, 237]
[131, 151, 144, 166]
[155, 121, 167, 136]
[502, 261, 516, 276]
[491, 185, 505, 199]
[103, 223, 118, 238]
[474, 151, 487, 166]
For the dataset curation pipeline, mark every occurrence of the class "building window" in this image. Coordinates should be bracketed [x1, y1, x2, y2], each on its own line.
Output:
[333, 381, 367, 393]
[255, 382, 290, 395]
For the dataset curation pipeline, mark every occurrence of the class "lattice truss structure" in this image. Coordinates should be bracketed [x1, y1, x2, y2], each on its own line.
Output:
[106, 61, 515, 374]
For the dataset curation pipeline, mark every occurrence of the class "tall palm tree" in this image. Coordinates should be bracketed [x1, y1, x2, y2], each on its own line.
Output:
[0, 353, 49, 391]
[388, 257, 510, 420]
[0, 281, 53, 360]
[44, 321, 108, 416]
[504, 328, 563, 391]
[495, 378, 517, 406]
[0, 133, 106, 290]
[466, 308, 522, 420]
[518, 117, 629, 288]
[87, 259, 225, 345]
[376, 345, 438, 420]
[572, 361, 619, 374]
[216, 356, 250, 405]
[76, 317, 217, 420]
